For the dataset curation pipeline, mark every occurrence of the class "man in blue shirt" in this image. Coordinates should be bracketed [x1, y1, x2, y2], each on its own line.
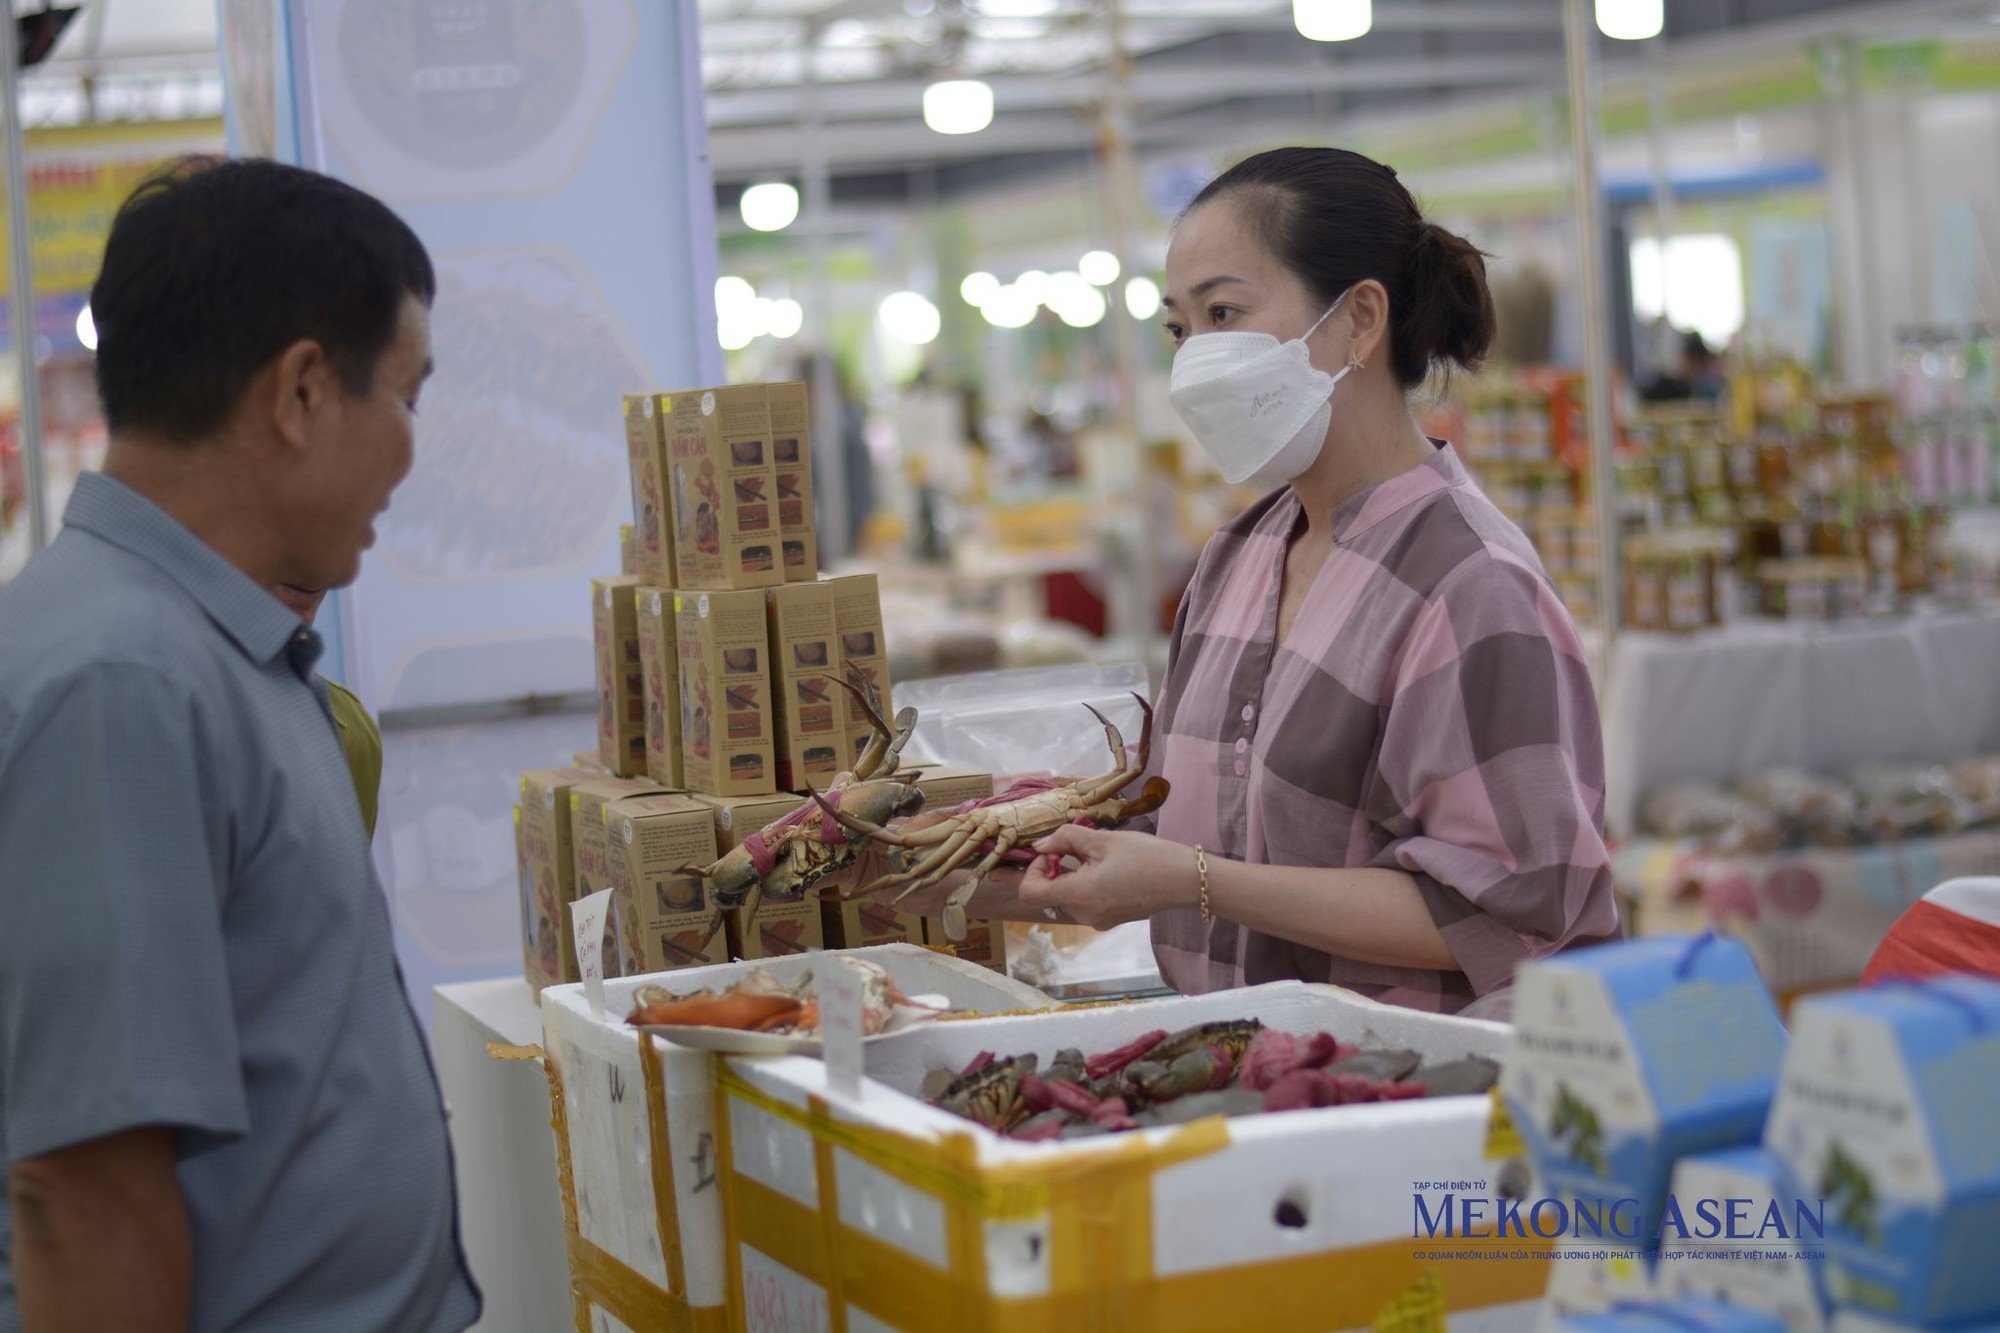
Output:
[0, 159, 479, 1330]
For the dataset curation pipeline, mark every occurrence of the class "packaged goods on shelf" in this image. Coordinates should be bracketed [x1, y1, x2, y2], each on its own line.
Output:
[1556, 1300, 1789, 1333]
[689, 791, 827, 961]
[675, 588, 776, 797]
[603, 793, 728, 974]
[519, 767, 604, 993]
[591, 575, 647, 776]
[763, 581, 848, 792]
[826, 572, 894, 764]
[1636, 758, 2000, 856]
[538, 945, 1048, 1322]
[1892, 325, 2000, 505]
[634, 588, 684, 789]
[513, 804, 564, 993]
[1502, 934, 1788, 1249]
[716, 981, 1534, 1332]
[1624, 531, 1736, 632]
[663, 385, 784, 591]
[618, 522, 637, 577]
[907, 765, 994, 814]
[820, 890, 924, 950]
[624, 393, 675, 585]
[1765, 976, 2000, 1327]
[766, 381, 818, 581]
[920, 914, 1007, 974]
[1655, 1147, 1830, 1333]
[570, 776, 675, 975]
[1753, 558, 1875, 623]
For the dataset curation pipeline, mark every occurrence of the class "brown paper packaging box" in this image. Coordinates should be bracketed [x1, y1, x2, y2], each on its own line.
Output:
[635, 587, 684, 789]
[623, 393, 675, 586]
[518, 767, 601, 991]
[820, 891, 924, 950]
[908, 766, 993, 817]
[618, 523, 637, 577]
[922, 915, 1011, 975]
[675, 589, 776, 797]
[664, 385, 783, 591]
[825, 572, 893, 764]
[604, 793, 729, 973]
[766, 381, 819, 581]
[689, 790, 827, 961]
[592, 575, 647, 777]
[763, 581, 849, 793]
[515, 805, 567, 994]
[569, 776, 673, 976]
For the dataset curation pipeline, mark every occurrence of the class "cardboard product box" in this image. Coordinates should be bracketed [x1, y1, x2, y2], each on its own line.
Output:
[675, 589, 776, 798]
[603, 793, 729, 974]
[538, 946, 1049, 1320]
[766, 380, 819, 581]
[909, 765, 993, 815]
[825, 572, 892, 761]
[592, 575, 647, 777]
[519, 767, 601, 990]
[1764, 976, 2000, 1327]
[634, 587, 684, 789]
[922, 914, 1008, 974]
[763, 581, 848, 792]
[569, 776, 674, 976]
[1555, 1301, 1788, 1333]
[570, 751, 609, 774]
[1830, 1314, 2000, 1333]
[1656, 1146, 1830, 1333]
[820, 890, 924, 950]
[1501, 933, 1788, 1251]
[664, 385, 783, 591]
[619, 522, 637, 577]
[686, 790, 826, 961]
[514, 804, 566, 994]
[623, 393, 674, 585]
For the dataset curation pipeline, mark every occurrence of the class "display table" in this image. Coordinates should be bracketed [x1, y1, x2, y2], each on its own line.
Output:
[1614, 829, 2000, 999]
[433, 979, 570, 1333]
[1602, 603, 2000, 837]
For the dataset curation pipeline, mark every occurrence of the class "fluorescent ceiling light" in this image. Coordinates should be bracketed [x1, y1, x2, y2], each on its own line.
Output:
[739, 181, 799, 232]
[1078, 250, 1120, 286]
[879, 290, 942, 345]
[1293, 0, 1370, 42]
[1595, 0, 1663, 40]
[922, 79, 995, 135]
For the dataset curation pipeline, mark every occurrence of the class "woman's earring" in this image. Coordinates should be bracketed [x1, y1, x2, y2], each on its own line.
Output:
[1349, 354, 1366, 371]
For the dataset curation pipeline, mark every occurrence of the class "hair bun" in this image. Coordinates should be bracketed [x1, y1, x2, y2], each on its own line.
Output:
[1395, 219, 1496, 381]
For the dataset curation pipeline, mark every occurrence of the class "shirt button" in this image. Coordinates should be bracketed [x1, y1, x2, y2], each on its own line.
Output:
[1234, 759, 1247, 777]
[1234, 737, 1249, 755]
[1241, 703, 1255, 723]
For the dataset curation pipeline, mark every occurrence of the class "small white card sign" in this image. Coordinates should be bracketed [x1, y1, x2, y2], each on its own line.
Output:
[817, 956, 866, 1099]
[570, 887, 614, 1020]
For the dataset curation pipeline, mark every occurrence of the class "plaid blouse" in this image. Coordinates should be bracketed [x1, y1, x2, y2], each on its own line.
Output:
[1146, 444, 1618, 1015]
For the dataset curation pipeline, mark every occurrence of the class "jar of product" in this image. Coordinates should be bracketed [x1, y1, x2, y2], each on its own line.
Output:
[1625, 540, 1665, 631]
[1666, 552, 1709, 632]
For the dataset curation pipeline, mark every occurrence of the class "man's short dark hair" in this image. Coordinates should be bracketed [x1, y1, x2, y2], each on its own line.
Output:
[90, 157, 436, 444]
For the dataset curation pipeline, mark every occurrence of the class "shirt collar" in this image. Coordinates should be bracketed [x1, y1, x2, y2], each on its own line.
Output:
[62, 472, 320, 672]
[1321, 439, 1468, 544]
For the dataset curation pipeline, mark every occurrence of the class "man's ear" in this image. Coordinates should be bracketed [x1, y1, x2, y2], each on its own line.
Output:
[1343, 279, 1392, 368]
[269, 338, 335, 452]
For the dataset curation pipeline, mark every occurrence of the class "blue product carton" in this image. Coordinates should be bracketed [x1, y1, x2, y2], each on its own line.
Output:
[1502, 934, 1789, 1246]
[1830, 1314, 2000, 1333]
[1658, 1146, 1831, 1333]
[1765, 976, 2000, 1328]
[1557, 1298, 1790, 1333]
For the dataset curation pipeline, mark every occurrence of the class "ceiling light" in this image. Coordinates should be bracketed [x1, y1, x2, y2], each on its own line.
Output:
[982, 285, 1038, 329]
[977, 0, 1057, 15]
[1123, 275, 1162, 320]
[1078, 250, 1120, 286]
[960, 271, 1001, 306]
[738, 181, 799, 232]
[715, 275, 757, 313]
[878, 290, 942, 345]
[1293, 0, 1371, 42]
[769, 299, 803, 340]
[1013, 269, 1052, 307]
[922, 79, 994, 135]
[1595, 0, 1662, 40]
[75, 303, 96, 351]
[1051, 276, 1107, 329]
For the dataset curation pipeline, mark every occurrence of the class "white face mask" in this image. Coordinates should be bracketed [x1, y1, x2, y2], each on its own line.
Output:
[1167, 289, 1354, 486]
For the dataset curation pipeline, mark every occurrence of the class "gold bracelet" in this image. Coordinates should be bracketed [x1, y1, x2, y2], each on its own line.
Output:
[1194, 843, 1211, 924]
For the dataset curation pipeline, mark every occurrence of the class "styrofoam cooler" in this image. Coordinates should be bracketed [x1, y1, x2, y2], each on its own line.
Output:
[539, 943, 1050, 1328]
[716, 980, 1548, 1333]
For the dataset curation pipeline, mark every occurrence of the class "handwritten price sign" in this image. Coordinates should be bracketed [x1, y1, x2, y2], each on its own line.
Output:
[817, 956, 866, 1100]
[570, 887, 614, 1019]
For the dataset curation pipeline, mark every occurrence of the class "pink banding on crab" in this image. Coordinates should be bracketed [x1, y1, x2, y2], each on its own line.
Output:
[742, 778, 858, 876]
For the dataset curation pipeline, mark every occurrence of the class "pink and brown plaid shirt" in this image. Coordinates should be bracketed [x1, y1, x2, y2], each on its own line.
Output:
[1146, 443, 1618, 1015]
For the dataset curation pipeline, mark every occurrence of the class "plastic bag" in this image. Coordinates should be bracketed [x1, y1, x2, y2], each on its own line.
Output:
[893, 661, 1153, 780]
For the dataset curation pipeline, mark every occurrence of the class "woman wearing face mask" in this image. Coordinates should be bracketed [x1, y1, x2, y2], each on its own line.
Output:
[998, 147, 1620, 1020]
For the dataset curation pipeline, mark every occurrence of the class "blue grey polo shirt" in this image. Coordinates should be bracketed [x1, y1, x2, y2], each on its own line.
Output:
[0, 473, 480, 1332]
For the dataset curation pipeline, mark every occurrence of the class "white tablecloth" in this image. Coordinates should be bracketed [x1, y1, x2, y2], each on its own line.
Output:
[1602, 605, 2000, 837]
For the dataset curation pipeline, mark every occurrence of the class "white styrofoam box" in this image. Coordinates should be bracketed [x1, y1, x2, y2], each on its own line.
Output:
[1537, 1240, 1658, 1333]
[540, 943, 1049, 1312]
[722, 980, 1545, 1333]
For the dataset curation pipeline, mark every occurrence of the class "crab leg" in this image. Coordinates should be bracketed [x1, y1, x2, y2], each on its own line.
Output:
[841, 824, 975, 901]
[941, 827, 1020, 942]
[807, 787, 959, 849]
[884, 824, 993, 905]
[838, 672, 914, 781]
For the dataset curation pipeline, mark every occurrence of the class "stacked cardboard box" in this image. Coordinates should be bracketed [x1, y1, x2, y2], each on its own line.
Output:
[570, 775, 675, 976]
[519, 767, 601, 993]
[622, 394, 674, 586]
[688, 791, 828, 961]
[663, 385, 782, 591]
[826, 572, 893, 765]
[634, 587, 683, 789]
[603, 793, 729, 973]
[675, 589, 775, 797]
[763, 581, 847, 792]
[766, 380, 818, 580]
[591, 575, 646, 778]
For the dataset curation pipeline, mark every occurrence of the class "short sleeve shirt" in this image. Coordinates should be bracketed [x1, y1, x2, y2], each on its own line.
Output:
[1149, 444, 1620, 1014]
[0, 474, 479, 1332]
